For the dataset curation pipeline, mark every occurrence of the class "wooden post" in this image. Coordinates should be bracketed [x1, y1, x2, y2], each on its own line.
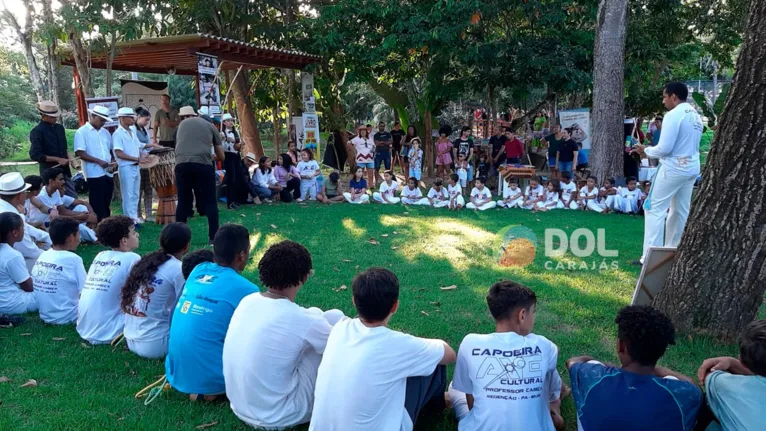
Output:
[74, 67, 87, 127]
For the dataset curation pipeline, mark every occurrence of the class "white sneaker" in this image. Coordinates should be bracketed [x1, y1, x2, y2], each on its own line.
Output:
[296, 198, 304, 203]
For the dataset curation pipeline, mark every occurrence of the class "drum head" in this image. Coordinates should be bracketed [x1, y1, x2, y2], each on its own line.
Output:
[150, 147, 173, 155]
[140, 154, 160, 169]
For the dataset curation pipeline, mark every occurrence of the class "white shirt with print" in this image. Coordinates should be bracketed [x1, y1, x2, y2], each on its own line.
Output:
[123, 256, 185, 343]
[33, 249, 86, 324]
[297, 160, 320, 183]
[470, 186, 491, 202]
[560, 181, 577, 201]
[379, 180, 399, 198]
[579, 186, 599, 200]
[428, 187, 449, 202]
[0, 243, 31, 314]
[525, 184, 545, 201]
[503, 186, 523, 200]
[401, 186, 423, 200]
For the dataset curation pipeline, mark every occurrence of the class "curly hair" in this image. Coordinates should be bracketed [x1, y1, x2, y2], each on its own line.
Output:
[438, 125, 452, 137]
[95, 216, 135, 248]
[616, 305, 676, 366]
[121, 223, 191, 313]
[258, 240, 313, 290]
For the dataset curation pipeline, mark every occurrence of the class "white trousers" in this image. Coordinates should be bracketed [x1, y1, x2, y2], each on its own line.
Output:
[432, 200, 450, 208]
[642, 168, 697, 260]
[616, 195, 641, 213]
[466, 200, 497, 211]
[536, 201, 564, 209]
[448, 195, 465, 209]
[71, 204, 98, 242]
[127, 336, 169, 359]
[498, 197, 523, 208]
[604, 195, 619, 211]
[522, 200, 539, 210]
[401, 197, 430, 205]
[343, 192, 370, 204]
[0, 291, 38, 315]
[118, 164, 141, 222]
[583, 199, 605, 213]
[373, 193, 400, 204]
[562, 199, 579, 210]
[300, 180, 317, 200]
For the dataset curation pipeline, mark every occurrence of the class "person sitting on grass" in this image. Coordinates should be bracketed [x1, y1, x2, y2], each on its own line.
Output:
[181, 249, 214, 280]
[497, 177, 523, 209]
[535, 180, 563, 212]
[77, 216, 141, 344]
[578, 176, 604, 213]
[566, 305, 702, 431]
[522, 176, 545, 210]
[122, 223, 191, 359]
[23, 175, 57, 230]
[310, 268, 456, 431]
[373, 170, 401, 204]
[0, 212, 36, 315]
[39, 167, 98, 242]
[615, 176, 645, 214]
[559, 171, 578, 210]
[428, 178, 450, 209]
[448, 281, 567, 431]
[165, 224, 258, 401]
[223, 240, 346, 429]
[599, 177, 619, 213]
[446, 174, 464, 210]
[343, 166, 370, 204]
[697, 319, 766, 431]
[317, 171, 345, 204]
[251, 155, 280, 204]
[33, 218, 86, 324]
[466, 177, 496, 211]
[400, 177, 429, 205]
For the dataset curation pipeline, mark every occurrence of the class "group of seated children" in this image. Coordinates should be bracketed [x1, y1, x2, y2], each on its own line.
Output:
[1, 210, 764, 431]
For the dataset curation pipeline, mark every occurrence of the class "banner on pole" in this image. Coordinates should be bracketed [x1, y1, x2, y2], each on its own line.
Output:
[302, 113, 320, 153]
[558, 108, 591, 154]
[301, 73, 315, 113]
[197, 53, 221, 115]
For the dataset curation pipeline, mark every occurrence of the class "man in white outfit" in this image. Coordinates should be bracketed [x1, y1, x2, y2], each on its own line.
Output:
[113, 107, 147, 225]
[633, 82, 703, 264]
[0, 173, 52, 271]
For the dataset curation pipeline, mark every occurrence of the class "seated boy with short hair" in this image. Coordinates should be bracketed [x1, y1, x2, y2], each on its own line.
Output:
[310, 268, 456, 431]
[165, 224, 259, 401]
[448, 281, 566, 431]
[567, 305, 702, 431]
[224, 240, 345, 429]
[181, 249, 214, 280]
[697, 319, 766, 431]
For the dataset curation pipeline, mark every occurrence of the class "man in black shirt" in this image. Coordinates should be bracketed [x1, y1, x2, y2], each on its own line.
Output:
[488, 126, 508, 180]
[556, 129, 580, 174]
[29, 101, 77, 197]
[390, 121, 405, 174]
[373, 121, 393, 185]
[452, 126, 475, 181]
[542, 125, 566, 178]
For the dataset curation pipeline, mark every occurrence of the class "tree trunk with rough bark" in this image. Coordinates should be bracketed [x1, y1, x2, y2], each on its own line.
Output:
[232, 72, 264, 157]
[653, 0, 766, 340]
[41, 0, 59, 107]
[70, 31, 93, 98]
[105, 32, 117, 97]
[590, 0, 628, 182]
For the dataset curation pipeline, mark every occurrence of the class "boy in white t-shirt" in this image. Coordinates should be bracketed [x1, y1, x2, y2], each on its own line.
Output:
[428, 178, 451, 209]
[466, 177, 497, 211]
[224, 241, 346, 429]
[578, 176, 605, 213]
[447, 174, 465, 210]
[497, 178, 523, 209]
[559, 171, 578, 210]
[0, 212, 37, 315]
[615, 176, 645, 214]
[599, 177, 619, 213]
[33, 218, 86, 324]
[77, 215, 141, 344]
[400, 177, 429, 205]
[449, 281, 567, 431]
[310, 268, 456, 431]
[523, 177, 545, 210]
[123, 222, 191, 358]
[373, 170, 401, 204]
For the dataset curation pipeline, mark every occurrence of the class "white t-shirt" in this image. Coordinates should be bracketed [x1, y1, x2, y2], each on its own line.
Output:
[310, 319, 445, 431]
[503, 186, 523, 200]
[619, 186, 645, 201]
[379, 180, 399, 198]
[254, 168, 277, 188]
[32, 249, 86, 324]
[352, 136, 375, 163]
[123, 256, 185, 343]
[599, 186, 616, 202]
[428, 187, 449, 201]
[401, 186, 422, 199]
[645, 102, 703, 175]
[38, 187, 76, 210]
[113, 126, 143, 167]
[0, 243, 31, 314]
[224, 295, 335, 428]
[77, 250, 141, 344]
[560, 181, 577, 201]
[470, 186, 491, 201]
[297, 160, 320, 182]
[525, 184, 545, 200]
[452, 332, 560, 431]
[447, 184, 462, 199]
[579, 186, 599, 200]
[544, 190, 560, 205]
[73, 122, 113, 179]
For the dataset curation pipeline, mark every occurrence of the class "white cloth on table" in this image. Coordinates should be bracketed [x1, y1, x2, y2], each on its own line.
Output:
[74, 122, 113, 179]
[343, 192, 370, 204]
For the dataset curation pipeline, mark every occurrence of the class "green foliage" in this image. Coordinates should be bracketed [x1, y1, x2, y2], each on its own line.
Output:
[0, 48, 38, 159]
[692, 83, 730, 128]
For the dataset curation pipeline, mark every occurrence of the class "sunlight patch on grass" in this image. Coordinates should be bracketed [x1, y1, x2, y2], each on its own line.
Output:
[341, 217, 367, 239]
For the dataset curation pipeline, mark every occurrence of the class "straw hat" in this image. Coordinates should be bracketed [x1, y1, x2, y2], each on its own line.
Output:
[245, 152, 257, 162]
[0, 172, 31, 195]
[116, 107, 137, 118]
[37, 100, 60, 118]
[88, 105, 112, 121]
[179, 106, 197, 117]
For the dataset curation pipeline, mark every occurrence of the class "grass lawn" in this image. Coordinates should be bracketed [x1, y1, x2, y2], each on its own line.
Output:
[0, 200, 742, 431]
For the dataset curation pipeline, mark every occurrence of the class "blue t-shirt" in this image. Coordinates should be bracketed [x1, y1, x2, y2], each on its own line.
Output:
[165, 262, 259, 395]
[349, 178, 367, 194]
[705, 371, 766, 431]
[569, 361, 702, 431]
[578, 150, 588, 165]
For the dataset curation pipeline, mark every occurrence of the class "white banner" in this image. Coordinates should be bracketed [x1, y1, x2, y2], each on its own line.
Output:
[558, 108, 591, 153]
[197, 53, 221, 115]
[301, 73, 315, 113]
[291, 116, 304, 150]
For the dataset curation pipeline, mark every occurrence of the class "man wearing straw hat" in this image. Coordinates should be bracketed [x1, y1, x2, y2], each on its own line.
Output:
[29, 101, 77, 198]
[174, 106, 225, 244]
[113, 107, 149, 225]
[74, 105, 116, 222]
[0, 172, 52, 272]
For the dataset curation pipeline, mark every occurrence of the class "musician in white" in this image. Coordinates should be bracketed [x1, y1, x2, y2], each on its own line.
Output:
[113, 108, 149, 224]
[633, 82, 703, 263]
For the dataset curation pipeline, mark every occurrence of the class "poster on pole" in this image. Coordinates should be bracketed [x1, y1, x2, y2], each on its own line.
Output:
[196, 53, 221, 115]
[292, 116, 304, 150]
[302, 113, 320, 153]
[558, 108, 591, 155]
[301, 73, 316, 113]
[86, 96, 119, 128]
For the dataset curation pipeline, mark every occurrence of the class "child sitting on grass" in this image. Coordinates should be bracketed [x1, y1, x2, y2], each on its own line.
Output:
[466, 177, 496, 211]
[535, 180, 563, 211]
[77, 215, 140, 344]
[373, 170, 401, 204]
[317, 171, 345, 204]
[401, 177, 429, 205]
[428, 178, 450, 209]
[567, 305, 702, 431]
[0, 212, 36, 315]
[559, 171, 578, 210]
[615, 176, 645, 214]
[497, 178, 524, 209]
[447, 174, 464, 210]
[522, 177, 545, 210]
[599, 177, 618, 213]
[343, 167, 371, 204]
[578, 176, 604, 213]
[448, 281, 568, 431]
[697, 319, 766, 431]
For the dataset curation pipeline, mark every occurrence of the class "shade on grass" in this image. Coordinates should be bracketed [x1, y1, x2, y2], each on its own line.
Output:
[0, 201, 740, 430]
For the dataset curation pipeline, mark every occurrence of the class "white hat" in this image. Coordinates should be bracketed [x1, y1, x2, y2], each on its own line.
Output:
[198, 106, 210, 116]
[88, 105, 112, 121]
[0, 172, 32, 195]
[179, 106, 197, 117]
[222, 113, 234, 122]
[245, 152, 257, 162]
[37, 100, 60, 118]
[116, 107, 136, 118]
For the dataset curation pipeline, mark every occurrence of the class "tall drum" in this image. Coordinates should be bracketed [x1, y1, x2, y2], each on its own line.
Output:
[148, 148, 177, 225]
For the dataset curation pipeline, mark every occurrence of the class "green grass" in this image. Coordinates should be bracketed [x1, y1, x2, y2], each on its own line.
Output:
[0, 201, 741, 431]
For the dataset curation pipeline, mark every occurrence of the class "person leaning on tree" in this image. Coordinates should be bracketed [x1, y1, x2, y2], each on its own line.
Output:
[29, 101, 77, 198]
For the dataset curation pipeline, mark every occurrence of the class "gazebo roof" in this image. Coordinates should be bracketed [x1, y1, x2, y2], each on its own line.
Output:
[62, 33, 320, 75]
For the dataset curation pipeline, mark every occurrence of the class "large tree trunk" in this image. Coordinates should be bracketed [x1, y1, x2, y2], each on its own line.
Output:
[105, 32, 117, 97]
[653, 0, 766, 339]
[232, 71, 264, 157]
[590, 0, 628, 182]
[41, 0, 59, 107]
[70, 31, 93, 98]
